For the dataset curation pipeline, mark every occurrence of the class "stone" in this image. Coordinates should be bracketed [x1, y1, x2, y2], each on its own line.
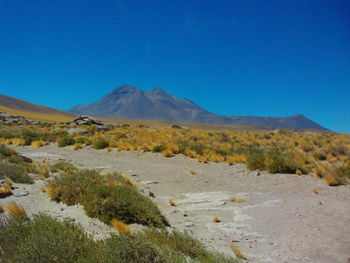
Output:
[14, 190, 29, 197]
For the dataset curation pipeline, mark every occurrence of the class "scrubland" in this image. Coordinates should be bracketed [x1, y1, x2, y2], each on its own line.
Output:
[0, 122, 349, 186]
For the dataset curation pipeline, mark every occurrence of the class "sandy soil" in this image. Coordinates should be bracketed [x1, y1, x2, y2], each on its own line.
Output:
[2, 144, 350, 263]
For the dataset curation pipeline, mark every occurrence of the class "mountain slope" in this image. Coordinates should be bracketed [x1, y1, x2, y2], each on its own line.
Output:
[0, 94, 73, 122]
[69, 85, 328, 130]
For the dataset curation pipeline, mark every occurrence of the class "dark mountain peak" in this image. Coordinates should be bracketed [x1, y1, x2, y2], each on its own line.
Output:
[110, 84, 139, 94]
[68, 85, 328, 131]
[148, 87, 167, 96]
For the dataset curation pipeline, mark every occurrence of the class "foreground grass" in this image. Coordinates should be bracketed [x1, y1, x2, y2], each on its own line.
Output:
[0, 214, 238, 263]
[46, 168, 168, 227]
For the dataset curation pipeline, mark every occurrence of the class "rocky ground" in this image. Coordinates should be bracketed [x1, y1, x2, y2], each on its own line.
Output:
[3, 144, 350, 263]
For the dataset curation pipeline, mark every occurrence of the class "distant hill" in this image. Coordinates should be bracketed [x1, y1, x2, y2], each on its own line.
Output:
[69, 85, 328, 131]
[0, 94, 73, 122]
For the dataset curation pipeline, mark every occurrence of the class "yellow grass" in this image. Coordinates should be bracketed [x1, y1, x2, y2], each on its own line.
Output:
[168, 200, 176, 206]
[39, 164, 50, 180]
[229, 196, 246, 203]
[227, 155, 247, 165]
[4, 202, 27, 217]
[111, 219, 131, 234]
[162, 149, 173, 157]
[325, 175, 340, 186]
[31, 140, 46, 148]
[212, 216, 222, 223]
[0, 205, 4, 213]
[0, 104, 73, 122]
[312, 188, 318, 194]
[229, 244, 247, 260]
[40, 186, 47, 193]
[189, 170, 196, 175]
[71, 143, 83, 150]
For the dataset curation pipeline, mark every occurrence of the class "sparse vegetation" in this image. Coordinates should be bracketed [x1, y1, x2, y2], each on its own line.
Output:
[0, 162, 34, 184]
[0, 214, 238, 263]
[92, 137, 110, 149]
[58, 136, 75, 147]
[46, 169, 168, 227]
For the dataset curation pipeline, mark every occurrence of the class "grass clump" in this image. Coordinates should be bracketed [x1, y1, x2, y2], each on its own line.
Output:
[58, 136, 75, 147]
[50, 161, 78, 173]
[0, 162, 34, 184]
[0, 144, 13, 159]
[92, 138, 109, 149]
[0, 214, 238, 263]
[247, 153, 266, 170]
[47, 169, 168, 227]
[111, 219, 131, 234]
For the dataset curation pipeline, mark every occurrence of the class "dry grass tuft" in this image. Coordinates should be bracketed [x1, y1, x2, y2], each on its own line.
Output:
[168, 200, 176, 206]
[189, 170, 196, 175]
[111, 219, 131, 234]
[71, 143, 83, 151]
[212, 216, 221, 223]
[0, 205, 4, 213]
[227, 155, 247, 165]
[296, 169, 303, 175]
[162, 149, 173, 157]
[4, 202, 27, 217]
[229, 244, 247, 260]
[40, 186, 47, 193]
[229, 196, 246, 203]
[39, 164, 50, 180]
[312, 188, 318, 194]
[325, 175, 340, 186]
[31, 140, 46, 148]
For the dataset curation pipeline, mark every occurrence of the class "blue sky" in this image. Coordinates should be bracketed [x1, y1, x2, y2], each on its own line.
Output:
[0, 0, 349, 133]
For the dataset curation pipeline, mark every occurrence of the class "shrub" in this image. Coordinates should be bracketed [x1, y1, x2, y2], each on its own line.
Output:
[0, 214, 238, 263]
[92, 138, 110, 149]
[0, 144, 13, 159]
[3, 202, 27, 217]
[111, 219, 131, 234]
[21, 130, 40, 145]
[50, 161, 78, 173]
[153, 144, 166, 153]
[247, 153, 266, 170]
[267, 155, 308, 174]
[0, 162, 34, 184]
[58, 136, 75, 147]
[83, 184, 168, 227]
[76, 137, 92, 145]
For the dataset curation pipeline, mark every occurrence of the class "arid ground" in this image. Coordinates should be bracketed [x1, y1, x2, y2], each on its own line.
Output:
[5, 144, 350, 263]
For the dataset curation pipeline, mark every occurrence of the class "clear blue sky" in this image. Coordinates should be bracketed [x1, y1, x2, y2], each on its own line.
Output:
[0, 0, 349, 133]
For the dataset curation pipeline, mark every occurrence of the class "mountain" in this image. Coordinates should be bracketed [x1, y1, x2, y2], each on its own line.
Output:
[0, 94, 73, 122]
[68, 85, 328, 130]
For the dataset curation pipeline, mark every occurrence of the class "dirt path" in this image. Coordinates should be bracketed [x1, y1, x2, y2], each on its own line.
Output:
[4, 144, 350, 263]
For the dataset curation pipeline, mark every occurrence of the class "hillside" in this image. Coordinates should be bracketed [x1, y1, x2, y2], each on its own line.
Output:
[0, 94, 73, 122]
[69, 85, 328, 131]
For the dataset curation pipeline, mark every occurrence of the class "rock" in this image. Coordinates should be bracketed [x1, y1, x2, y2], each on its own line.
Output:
[18, 155, 33, 163]
[184, 222, 194, 227]
[149, 191, 155, 197]
[14, 190, 29, 197]
[66, 128, 88, 135]
[68, 115, 103, 126]
[95, 125, 109, 131]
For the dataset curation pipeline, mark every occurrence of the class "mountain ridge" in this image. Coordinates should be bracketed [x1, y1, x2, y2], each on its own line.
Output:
[69, 85, 328, 131]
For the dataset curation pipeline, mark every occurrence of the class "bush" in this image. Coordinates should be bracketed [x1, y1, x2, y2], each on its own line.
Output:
[247, 153, 266, 170]
[267, 155, 308, 174]
[92, 138, 109, 149]
[0, 144, 13, 159]
[0, 162, 34, 184]
[84, 184, 168, 227]
[153, 144, 166, 153]
[47, 170, 168, 227]
[21, 130, 40, 145]
[50, 161, 78, 173]
[76, 137, 92, 145]
[58, 136, 76, 147]
[0, 214, 238, 263]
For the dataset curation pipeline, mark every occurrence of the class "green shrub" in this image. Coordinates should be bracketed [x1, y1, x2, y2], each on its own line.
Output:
[92, 138, 109, 149]
[0, 162, 34, 184]
[76, 137, 92, 145]
[247, 153, 266, 170]
[99, 233, 167, 263]
[47, 170, 168, 227]
[0, 130, 17, 139]
[334, 165, 350, 184]
[84, 184, 168, 227]
[50, 161, 78, 173]
[267, 155, 308, 174]
[0, 144, 13, 159]
[144, 229, 236, 263]
[58, 136, 76, 147]
[0, 214, 237, 263]
[153, 144, 166, 153]
[21, 130, 40, 145]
